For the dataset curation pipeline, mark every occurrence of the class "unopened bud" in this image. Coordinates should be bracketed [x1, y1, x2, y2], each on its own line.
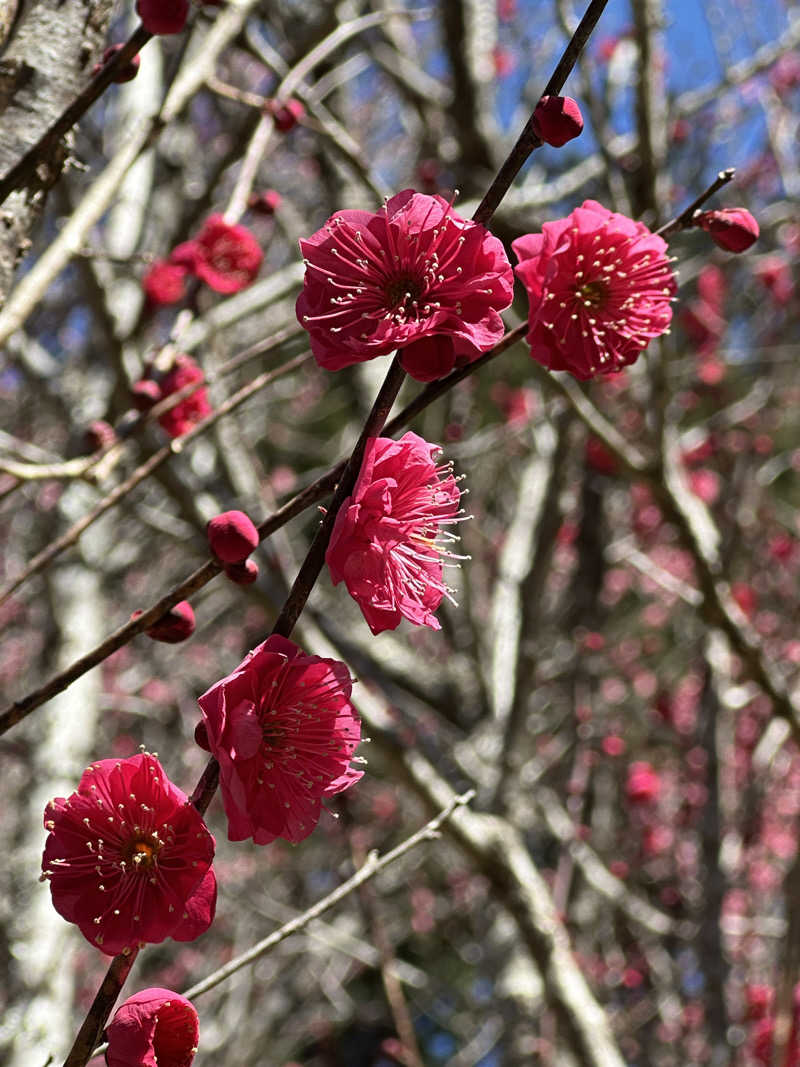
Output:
[248, 190, 282, 216]
[223, 559, 259, 585]
[207, 511, 259, 564]
[267, 98, 305, 133]
[532, 95, 584, 147]
[131, 379, 162, 411]
[93, 45, 141, 83]
[695, 208, 759, 252]
[145, 601, 195, 643]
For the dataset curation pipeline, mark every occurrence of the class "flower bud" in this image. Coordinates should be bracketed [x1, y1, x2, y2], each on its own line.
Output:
[532, 95, 584, 147]
[136, 0, 189, 35]
[223, 559, 259, 585]
[207, 511, 259, 564]
[92, 44, 140, 83]
[268, 98, 305, 132]
[248, 190, 282, 216]
[131, 379, 162, 411]
[695, 208, 759, 252]
[145, 601, 195, 643]
[84, 420, 116, 453]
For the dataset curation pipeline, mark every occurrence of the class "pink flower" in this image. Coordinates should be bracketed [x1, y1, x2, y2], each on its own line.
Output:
[143, 261, 187, 306]
[532, 95, 584, 147]
[325, 431, 463, 634]
[296, 189, 514, 382]
[136, 0, 189, 35]
[42, 753, 216, 955]
[197, 635, 362, 845]
[106, 988, 199, 1067]
[696, 208, 759, 253]
[512, 200, 676, 379]
[158, 354, 212, 438]
[171, 215, 263, 294]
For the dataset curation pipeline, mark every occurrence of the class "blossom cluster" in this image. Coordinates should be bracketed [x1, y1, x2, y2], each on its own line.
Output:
[41, 75, 766, 1056]
[143, 215, 263, 307]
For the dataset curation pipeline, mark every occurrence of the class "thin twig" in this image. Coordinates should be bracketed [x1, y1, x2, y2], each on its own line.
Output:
[0, 326, 529, 736]
[655, 168, 736, 237]
[62, 948, 139, 1067]
[472, 0, 610, 226]
[88, 790, 474, 1061]
[0, 352, 310, 608]
[0, 27, 152, 207]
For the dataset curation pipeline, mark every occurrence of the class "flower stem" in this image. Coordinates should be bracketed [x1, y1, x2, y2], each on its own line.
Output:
[472, 0, 610, 227]
[61, 948, 138, 1067]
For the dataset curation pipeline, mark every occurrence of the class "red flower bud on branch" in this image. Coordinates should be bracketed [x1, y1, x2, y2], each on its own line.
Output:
[532, 95, 584, 147]
[695, 208, 759, 252]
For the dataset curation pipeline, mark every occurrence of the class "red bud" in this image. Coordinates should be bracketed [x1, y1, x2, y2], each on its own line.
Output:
[695, 208, 759, 252]
[131, 379, 162, 411]
[267, 98, 305, 132]
[207, 511, 259, 564]
[247, 190, 282, 216]
[532, 95, 584, 147]
[145, 601, 195, 643]
[224, 559, 259, 585]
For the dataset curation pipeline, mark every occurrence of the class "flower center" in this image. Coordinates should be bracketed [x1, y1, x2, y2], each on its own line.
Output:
[385, 274, 424, 309]
[576, 279, 608, 307]
[122, 836, 161, 870]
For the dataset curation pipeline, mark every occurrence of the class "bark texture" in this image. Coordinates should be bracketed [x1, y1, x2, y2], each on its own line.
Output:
[0, 0, 113, 303]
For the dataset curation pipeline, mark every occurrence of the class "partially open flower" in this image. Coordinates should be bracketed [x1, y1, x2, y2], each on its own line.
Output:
[695, 208, 759, 252]
[136, 0, 189, 35]
[512, 200, 676, 379]
[145, 601, 196, 643]
[42, 754, 216, 954]
[170, 215, 263, 294]
[326, 432, 464, 634]
[207, 510, 259, 564]
[106, 988, 199, 1067]
[297, 189, 513, 382]
[197, 635, 362, 844]
[532, 95, 584, 147]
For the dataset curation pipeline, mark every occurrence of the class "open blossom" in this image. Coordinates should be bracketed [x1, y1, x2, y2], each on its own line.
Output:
[197, 635, 362, 845]
[170, 215, 263, 294]
[106, 988, 199, 1067]
[326, 431, 463, 634]
[512, 200, 676, 379]
[296, 189, 514, 382]
[42, 754, 216, 955]
[158, 354, 212, 438]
